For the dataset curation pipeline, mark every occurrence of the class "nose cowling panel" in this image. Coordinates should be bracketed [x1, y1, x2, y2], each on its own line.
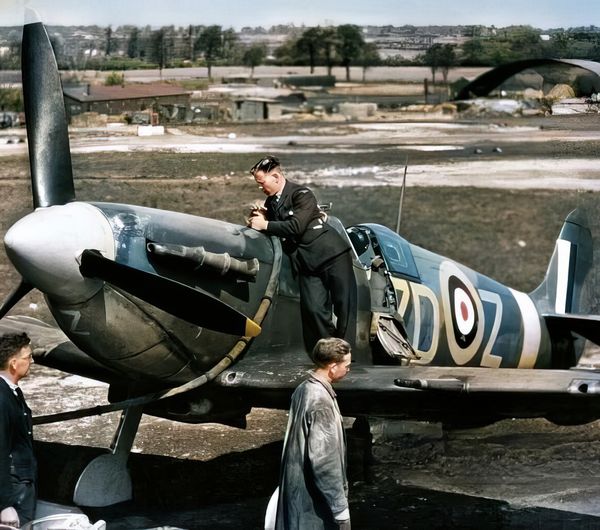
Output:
[4, 202, 115, 303]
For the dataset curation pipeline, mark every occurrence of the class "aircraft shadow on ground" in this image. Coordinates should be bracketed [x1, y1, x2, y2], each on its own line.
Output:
[35, 440, 600, 530]
[36, 439, 282, 508]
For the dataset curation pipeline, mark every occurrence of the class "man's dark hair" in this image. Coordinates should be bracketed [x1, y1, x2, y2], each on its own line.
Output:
[311, 337, 351, 368]
[0, 333, 30, 369]
[250, 155, 281, 176]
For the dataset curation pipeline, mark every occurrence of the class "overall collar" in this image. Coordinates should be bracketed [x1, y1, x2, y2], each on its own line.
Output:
[309, 372, 337, 399]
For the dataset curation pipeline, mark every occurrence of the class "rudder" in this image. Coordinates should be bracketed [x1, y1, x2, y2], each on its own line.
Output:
[530, 209, 593, 315]
[530, 209, 594, 367]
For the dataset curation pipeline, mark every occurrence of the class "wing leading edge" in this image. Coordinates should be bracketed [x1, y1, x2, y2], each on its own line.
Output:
[216, 358, 600, 426]
[5, 315, 600, 427]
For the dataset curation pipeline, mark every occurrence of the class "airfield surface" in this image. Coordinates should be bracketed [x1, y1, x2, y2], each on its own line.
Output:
[3, 112, 600, 528]
[23, 366, 600, 529]
[2, 114, 600, 191]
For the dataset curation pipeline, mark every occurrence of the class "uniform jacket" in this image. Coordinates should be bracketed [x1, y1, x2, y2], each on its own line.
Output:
[0, 378, 36, 512]
[264, 180, 350, 273]
[275, 375, 348, 530]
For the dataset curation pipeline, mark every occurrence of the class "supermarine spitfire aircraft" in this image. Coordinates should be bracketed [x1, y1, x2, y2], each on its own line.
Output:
[4, 18, 600, 507]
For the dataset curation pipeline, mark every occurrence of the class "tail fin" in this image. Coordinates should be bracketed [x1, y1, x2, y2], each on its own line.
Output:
[530, 210, 595, 366]
[530, 209, 592, 315]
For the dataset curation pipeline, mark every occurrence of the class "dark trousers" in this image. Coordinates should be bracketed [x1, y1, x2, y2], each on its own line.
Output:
[10, 477, 36, 526]
[299, 251, 356, 352]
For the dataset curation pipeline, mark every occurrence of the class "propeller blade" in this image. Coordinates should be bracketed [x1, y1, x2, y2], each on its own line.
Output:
[21, 20, 75, 208]
[79, 250, 261, 338]
[0, 279, 34, 320]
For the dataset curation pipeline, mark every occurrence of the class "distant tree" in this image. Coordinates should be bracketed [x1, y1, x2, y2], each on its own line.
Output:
[590, 38, 600, 62]
[336, 24, 365, 81]
[138, 25, 153, 60]
[196, 25, 223, 79]
[359, 42, 380, 81]
[273, 27, 337, 69]
[127, 27, 140, 59]
[148, 28, 172, 74]
[48, 33, 66, 68]
[7, 29, 20, 57]
[273, 37, 298, 65]
[243, 44, 266, 78]
[488, 41, 514, 65]
[105, 25, 113, 56]
[0, 88, 23, 112]
[186, 25, 196, 61]
[505, 25, 544, 59]
[423, 43, 443, 84]
[0, 30, 21, 69]
[550, 32, 572, 58]
[163, 25, 176, 60]
[439, 44, 456, 84]
[461, 37, 486, 65]
[461, 25, 545, 66]
[296, 27, 322, 73]
[321, 27, 338, 76]
[222, 28, 241, 64]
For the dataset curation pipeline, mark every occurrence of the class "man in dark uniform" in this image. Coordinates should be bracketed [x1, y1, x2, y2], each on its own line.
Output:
[0, 333, 36, 528]
[248, 155, 356, 351]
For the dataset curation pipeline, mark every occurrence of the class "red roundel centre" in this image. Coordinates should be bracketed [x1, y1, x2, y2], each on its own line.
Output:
[460, 301, 469, 321]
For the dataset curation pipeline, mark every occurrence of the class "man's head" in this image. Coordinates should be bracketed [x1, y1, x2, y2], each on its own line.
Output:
[250, 155, 285, 197]
[312, 337, 352, 383]
[0, 333, 33, 383]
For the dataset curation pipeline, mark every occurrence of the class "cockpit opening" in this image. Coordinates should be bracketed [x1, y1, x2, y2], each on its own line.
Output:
[347, 223, 420, 282]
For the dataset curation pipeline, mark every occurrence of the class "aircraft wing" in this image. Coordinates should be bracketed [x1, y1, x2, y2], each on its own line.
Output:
[216, 358, 600, 426]
[4, 315, 600, 427]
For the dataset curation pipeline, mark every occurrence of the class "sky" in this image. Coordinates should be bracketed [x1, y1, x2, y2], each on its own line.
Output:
[0, 0, 598, 29]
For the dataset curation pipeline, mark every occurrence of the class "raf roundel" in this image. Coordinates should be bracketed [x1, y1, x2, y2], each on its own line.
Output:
[448, 275, 478, 348]
[453, 285, 476, 337]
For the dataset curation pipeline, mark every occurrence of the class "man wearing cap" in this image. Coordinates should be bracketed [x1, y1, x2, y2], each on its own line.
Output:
[248, 155, 356, 352]
[0, 333, 36, 528]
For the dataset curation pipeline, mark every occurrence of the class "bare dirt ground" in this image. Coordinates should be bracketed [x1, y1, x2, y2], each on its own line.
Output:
[18, 363, 600, 529]
[3, 113, 600, 528]
[22, 366, 600, 529]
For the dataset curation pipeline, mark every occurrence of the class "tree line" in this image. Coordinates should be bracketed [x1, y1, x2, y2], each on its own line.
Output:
[97, 23, 374, 82]
[1, 23, 599, 80]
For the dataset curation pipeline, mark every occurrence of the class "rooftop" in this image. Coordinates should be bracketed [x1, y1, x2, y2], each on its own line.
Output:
[63, 84, 190, 102]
